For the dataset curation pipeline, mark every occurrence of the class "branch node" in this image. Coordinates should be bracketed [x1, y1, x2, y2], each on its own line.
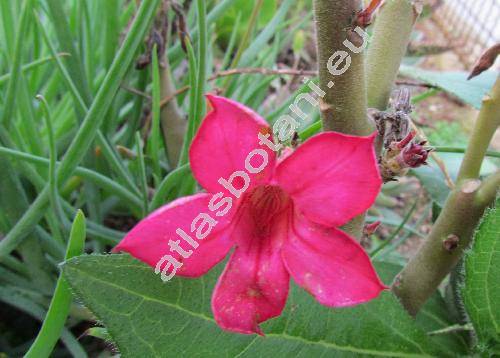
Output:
[442, 234, 459, 253]
[462, 179, 481, 194]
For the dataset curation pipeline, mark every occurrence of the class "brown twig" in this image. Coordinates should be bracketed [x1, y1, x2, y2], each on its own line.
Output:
[123, 67, 437, 103]
[121, 84, 151, 99]
[209, 67, 318, 80]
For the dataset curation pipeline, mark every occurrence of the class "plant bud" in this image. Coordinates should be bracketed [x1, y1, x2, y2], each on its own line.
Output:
[379, 131, 432, 182]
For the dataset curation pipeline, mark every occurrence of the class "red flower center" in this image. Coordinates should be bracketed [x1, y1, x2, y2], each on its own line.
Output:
[242, 185, 291, 238]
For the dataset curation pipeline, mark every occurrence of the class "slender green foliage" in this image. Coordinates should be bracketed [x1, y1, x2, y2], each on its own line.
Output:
[25, 211, 87, 358]
[0, 0, 161, 257]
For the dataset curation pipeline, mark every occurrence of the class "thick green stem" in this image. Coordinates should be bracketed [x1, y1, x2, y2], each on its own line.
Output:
[314, 0, 372, 238]
[366, 0, 422, 110]
[393, 77, 500, 315]
[314, 0, 372, 136]
[457, 78, 500, 181]
[392, 180, 489, 315]
[476, 171, 500, 207]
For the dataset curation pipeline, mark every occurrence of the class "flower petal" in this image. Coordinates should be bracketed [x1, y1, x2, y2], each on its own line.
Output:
[211, 206, 290, 335]
[275, 132, 382, 227]
[190, 95, 276, 194]
[282, 211, 386, 307]
[113, 193, 234, 278]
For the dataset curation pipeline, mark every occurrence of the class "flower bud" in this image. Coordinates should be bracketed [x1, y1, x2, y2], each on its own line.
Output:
[364, 221, 381, 236]
[379, 131, 432, 182]
[401, 141, 430, 167]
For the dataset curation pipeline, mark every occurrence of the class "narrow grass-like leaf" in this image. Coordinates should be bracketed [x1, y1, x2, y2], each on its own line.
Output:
[379, 204, 432, 258]
[239, 0, 293, 68]
[148, 46, 162, 185]
[299, 120, 322, 140]
[222, 0, 263, 90]
[168, 0, 239, 63]
[195, 0, 208, 130]
[36, 13, 141, 197]
[0, 0, 32, 127]
[0, 146, 142, 211]
[219, 12, 242, 74]
[411, 88, 440, 104]
[45, 0, 93, 103]
[0, 285, 87, 357]
[0, 0, 160, 257]
[0, 0, 16, 54]
[25, 211, 87, 358]
[103, 0, 121, 70]
[0, 54, 70, 85]
[36, 95, 64, 224]
[371, 198, 419, 258]
[135, 133, 149, 217]
[121, 68, 149, 145]
[179, 39, 198, 166]
[149, 163, 193, 211]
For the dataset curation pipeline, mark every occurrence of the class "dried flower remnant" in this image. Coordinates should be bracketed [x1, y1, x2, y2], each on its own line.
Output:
[114, 95, 386, 335]
[373, 88, 412, 149]
[467, 43, 500, 80]
[373, 88, 430, 182]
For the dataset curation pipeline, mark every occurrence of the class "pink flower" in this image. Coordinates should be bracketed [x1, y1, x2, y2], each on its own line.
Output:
[114, 95, 386, 335]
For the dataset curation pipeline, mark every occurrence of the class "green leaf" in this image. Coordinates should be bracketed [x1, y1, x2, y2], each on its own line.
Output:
[412, 143, 496, 208]
[149, 164, 195, 211]
[86, 327, 112, 342]
[416, 290, 469, 354]
[463, 201, 500, 347]
[215, 0, 276, 46]
[399, 65, 497, 109]
[63, 255, 453, 357]
[25, 211, 87, 358]
[412, 165, 450, 208]
[0, 0, 160, 258]
[376, 262, 468, 354]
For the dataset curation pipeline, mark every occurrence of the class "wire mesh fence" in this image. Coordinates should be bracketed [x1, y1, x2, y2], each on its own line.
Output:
[433, 0, 500, 68]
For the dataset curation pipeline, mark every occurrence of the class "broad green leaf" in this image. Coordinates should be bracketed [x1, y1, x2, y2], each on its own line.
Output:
[412, 154, 496, 208]
[412, 165, 450, 208]
[380, 262, 468, 354]
[63, 255, 454, 357]
[415, 287, 468, 354]
[399, 65, 497, 109]
[463, 201, 500, 348]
